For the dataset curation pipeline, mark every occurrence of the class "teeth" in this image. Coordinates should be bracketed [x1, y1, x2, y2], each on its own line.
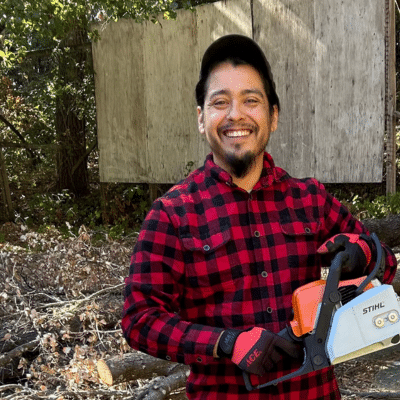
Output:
[225, 130, 251, 138]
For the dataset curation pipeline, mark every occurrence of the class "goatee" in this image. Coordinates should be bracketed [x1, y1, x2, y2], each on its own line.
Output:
[225, 151, 254, 178]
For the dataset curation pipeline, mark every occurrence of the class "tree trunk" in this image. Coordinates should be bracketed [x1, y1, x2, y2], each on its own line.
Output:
[55, 28, 89, 196]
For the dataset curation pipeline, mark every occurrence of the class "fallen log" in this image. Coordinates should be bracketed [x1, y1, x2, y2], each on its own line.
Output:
[362, 215, 400, 248]
[0, 328, 38, 354]
[97, 350, 190, 386]
[391, 269, 400, 295]
[360, 217, 400, 294]
[0, 338, 40, 369]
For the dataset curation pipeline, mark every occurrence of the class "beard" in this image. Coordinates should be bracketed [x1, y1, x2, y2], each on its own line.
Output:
[225, 150, 255, 178]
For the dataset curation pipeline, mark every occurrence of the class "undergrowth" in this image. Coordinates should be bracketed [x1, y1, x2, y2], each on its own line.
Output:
[2, 145, 400, 243]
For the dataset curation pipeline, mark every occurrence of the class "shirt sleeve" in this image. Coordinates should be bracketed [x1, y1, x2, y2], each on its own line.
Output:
[121, 199, 224, 366]
[317, 180, 397, 284]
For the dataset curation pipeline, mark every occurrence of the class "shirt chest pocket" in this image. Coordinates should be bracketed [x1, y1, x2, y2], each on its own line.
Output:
[280, 220, 321, 238]
[180, 228, 238, 294]
[279, 218, 322, 282]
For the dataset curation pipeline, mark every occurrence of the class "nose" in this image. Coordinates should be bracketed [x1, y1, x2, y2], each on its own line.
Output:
[227, 100, 244, 120]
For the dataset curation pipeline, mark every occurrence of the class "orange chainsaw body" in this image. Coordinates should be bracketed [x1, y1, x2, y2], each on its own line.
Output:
[290, 277, 375, 337]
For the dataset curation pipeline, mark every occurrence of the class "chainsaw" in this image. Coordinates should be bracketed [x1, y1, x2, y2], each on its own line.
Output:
[244, 233, 400, 391]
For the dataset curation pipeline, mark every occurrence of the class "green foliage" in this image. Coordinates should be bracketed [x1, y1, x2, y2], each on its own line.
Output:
[350, 192, 400, 219]
[0, 0, 215, 198]
[14, 182, 151, 239]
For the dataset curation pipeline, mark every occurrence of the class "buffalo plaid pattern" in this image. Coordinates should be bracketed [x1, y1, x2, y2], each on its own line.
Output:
[122, 153, 397, 400]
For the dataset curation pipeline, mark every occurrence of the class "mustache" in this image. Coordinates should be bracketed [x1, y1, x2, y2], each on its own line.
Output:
[217, 123, 257, 134]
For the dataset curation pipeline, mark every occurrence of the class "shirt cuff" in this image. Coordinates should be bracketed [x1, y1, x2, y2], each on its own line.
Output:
[182, 325, 224, 365]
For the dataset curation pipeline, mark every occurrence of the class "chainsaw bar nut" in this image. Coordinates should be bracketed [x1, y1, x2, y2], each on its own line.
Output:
[388, 311, 399, 323]
[374, 317, 385, 328]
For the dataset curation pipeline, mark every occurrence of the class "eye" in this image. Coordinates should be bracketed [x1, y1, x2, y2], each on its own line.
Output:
[212, 99, 229, 108]
[245, 97, 260, 105]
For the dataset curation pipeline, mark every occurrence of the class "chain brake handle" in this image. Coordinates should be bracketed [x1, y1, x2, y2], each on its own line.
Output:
[243, 233, 384, 391]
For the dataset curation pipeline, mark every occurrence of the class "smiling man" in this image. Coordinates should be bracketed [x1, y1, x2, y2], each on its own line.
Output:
[122, 35, 397, 399]
[197, 61, 278, 191]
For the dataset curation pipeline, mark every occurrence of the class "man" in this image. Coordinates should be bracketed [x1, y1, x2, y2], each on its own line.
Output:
[122, 35, 397, 399]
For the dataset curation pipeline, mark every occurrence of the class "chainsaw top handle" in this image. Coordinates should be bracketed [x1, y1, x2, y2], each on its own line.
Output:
[355, 233, 384, 295]
[243, 232, 384, 392]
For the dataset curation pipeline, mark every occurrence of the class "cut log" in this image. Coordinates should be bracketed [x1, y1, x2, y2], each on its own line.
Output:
[97, 350, 190, 386]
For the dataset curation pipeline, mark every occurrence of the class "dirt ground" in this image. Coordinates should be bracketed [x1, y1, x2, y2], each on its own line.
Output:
[0, 222, 399, 399]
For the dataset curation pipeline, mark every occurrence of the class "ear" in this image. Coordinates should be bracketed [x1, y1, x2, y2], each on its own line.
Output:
[197, 106, 205, 135]
[270, 105, 279, 133]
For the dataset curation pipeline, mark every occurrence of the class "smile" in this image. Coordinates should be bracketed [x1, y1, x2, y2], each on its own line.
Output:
[223, 130, 252, 138]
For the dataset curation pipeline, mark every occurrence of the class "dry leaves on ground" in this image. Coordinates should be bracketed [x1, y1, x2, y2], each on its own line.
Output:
[0, 222, 399, 399]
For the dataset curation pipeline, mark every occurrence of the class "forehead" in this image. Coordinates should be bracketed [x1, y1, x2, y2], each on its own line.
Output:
[205, 62, 266, 98]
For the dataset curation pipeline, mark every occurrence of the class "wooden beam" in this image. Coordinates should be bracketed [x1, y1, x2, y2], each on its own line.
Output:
[386, 0, 397, 195]
[0, 141, 57, 149]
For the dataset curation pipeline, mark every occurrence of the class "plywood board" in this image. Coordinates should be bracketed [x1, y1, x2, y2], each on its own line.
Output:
[313, 0, 385, 182]
[92, 19, 148, 182]
[253, 0, 316, 179]
[92, 0, 387, 183]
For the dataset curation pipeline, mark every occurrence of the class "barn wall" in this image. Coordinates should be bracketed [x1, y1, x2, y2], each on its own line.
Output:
[92, 0, 386, 183]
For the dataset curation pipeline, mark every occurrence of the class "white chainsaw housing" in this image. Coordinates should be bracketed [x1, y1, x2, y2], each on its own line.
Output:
[326, 284, 400, 364]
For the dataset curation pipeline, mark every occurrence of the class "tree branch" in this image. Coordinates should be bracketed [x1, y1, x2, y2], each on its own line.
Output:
[71, 138, 97, 176]
[133, 368, 189, 400]
[0, 113, 28, 144]
[0, 114, 37, 160]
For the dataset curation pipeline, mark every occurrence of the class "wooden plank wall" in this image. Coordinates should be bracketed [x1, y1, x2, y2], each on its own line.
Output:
[92, 0, 386, 183]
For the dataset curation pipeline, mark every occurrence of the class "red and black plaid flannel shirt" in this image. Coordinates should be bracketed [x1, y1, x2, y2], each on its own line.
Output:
[122, 152, 397, 400]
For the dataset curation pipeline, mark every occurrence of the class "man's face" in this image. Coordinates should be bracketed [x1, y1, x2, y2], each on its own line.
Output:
[197, 62, 278, 178]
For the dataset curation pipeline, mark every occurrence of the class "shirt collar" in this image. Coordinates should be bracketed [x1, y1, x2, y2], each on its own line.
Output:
[204, 152, 288, 189]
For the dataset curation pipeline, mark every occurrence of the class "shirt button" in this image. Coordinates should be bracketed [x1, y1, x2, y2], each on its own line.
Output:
[203, 245, 210, 251]
[197, 357, 203, 363]
[267, 307, 273, 313]
[166, 355, 172, 361]
[254, 231, 260, 237]
[261, 271, 268, 278]
[305, 227, 311, 234]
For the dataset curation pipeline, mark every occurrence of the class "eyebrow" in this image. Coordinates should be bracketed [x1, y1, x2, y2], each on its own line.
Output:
[208, 88, 265, 100]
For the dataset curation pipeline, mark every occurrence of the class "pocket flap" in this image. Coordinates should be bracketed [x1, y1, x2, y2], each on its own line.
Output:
[281, 220, 320, 236]
[181, 229, 231, 253]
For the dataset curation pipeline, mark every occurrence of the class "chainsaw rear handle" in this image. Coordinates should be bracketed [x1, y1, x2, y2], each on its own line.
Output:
[243, 233, 384, 391]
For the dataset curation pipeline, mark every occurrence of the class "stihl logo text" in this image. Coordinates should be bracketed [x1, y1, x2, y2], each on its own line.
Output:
[363, 302, 385, 314]
[246, 349, 261, 367]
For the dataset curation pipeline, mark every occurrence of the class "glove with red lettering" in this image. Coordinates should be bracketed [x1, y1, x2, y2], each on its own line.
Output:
[317, 233, 374, 279]
[217, 327, 302, 376]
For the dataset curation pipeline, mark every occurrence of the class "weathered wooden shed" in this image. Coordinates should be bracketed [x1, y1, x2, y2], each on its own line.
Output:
[91, 0, 396, 187]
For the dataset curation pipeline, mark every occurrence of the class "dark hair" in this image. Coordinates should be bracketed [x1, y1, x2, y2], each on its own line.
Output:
[195, 57, 277, 114]
[195, 35, 280, 112]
